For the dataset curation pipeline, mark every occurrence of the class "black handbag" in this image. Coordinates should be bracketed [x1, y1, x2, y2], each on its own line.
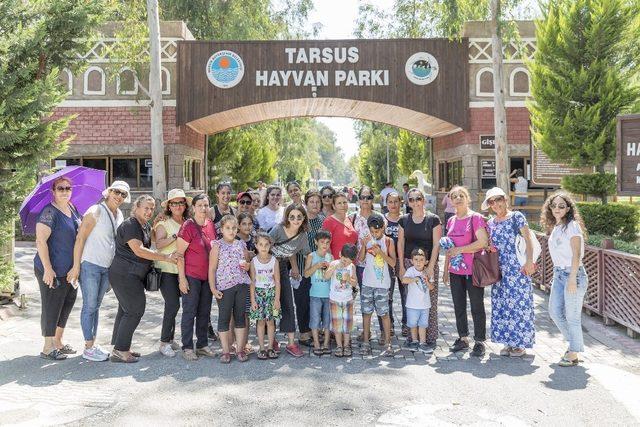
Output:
[145, 267, 162, 292]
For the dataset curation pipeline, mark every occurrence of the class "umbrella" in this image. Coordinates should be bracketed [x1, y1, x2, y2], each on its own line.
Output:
[19, 166, 106, 235]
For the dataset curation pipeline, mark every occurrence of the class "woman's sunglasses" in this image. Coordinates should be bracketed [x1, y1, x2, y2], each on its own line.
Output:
[321, 193, 334, 199]
[408, 197, 423, 203]
[288, 214, 304, 221]
[487, 196, 505, 206]
[111, 189, 128, 198]
[450, 193, 465, 200]
[169, 201, 186, 207]
[238, 200, 252, 205]
[55, 186, 72, 192]
[359, 195, 374, 201]
[550, 203, 567, 210]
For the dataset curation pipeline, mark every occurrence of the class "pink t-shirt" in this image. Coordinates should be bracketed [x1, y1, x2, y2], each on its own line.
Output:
[178, 218, 216, 281]
[322, 215, 358, 261]
[446, 213, 487, 276]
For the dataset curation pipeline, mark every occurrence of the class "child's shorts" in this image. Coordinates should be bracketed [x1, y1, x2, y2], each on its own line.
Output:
[330, 300, 354, 334]
[309, 296, 330, 330]
[360, 285, 389, 316]
[406, 308, 429, 328]
[249, 287, 281, 321]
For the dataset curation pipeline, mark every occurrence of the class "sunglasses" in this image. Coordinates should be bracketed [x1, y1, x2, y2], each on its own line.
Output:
[321, 194, 333, 199]
[550, 203, 567, 209]
[55, 186, 72, 192]
[169, 201, 186, 207]
[408, 197, 423, 203]
[112, 189, 128, 198]
[450, 193, 465, 200]
[288, 214, 304, 221]
[359, 195, 374, 200]
[238, 200, 252, 205]
[487, 196, 505, 206]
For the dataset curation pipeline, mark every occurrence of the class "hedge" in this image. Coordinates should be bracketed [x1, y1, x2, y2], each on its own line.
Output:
[562, 173, 616, 198]
[576, 202, 640, 242]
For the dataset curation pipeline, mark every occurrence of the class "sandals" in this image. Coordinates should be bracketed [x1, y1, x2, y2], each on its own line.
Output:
[558, 356, 579, 367]
[182, 349, 198, 361]
[58, 344, 76, 355]
[130, 350, 141, 358]
[509, 348, 526, 357]
[313, 347, 323, 356]
[267, 349, 278, 359]
[110, 350, 138, 363]
[257, 350, 268, 360]
[40, 349, 67, 360]
[220, 353, 232, 364]
[322, 346, 331, 355]
[500, 346, 512, 356]
[360, 343, 372, 356]
[343, 346, 352, 357]
[334, 346, 344, 357]
[236, 351, 248, 362]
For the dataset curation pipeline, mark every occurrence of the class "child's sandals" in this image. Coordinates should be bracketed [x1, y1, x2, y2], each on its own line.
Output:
[322, 346, 331, 355]
[257, 350, 268, 360]
[312, 347, 323, 356]
[220, 353, 231, 364]
[236, 351, 248, 362]
[360, 342, 372, 356]
[334, 346, 344, 357]
[267, 348, 278, 359]
[343, 346, 352, 357]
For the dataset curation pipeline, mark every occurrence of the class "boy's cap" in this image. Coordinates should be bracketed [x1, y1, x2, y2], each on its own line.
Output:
[367, 213, 385, 229]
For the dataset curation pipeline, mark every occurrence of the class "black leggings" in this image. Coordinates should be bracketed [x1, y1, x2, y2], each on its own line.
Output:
[159, 272, 180, 343]
[216, 284, 248, 331]
[180, 276, 212, 350]
[449, 273, 486, 341]
[35, 268, 77, 337]
[109, 267, 146, 352]
[293, 276, 311, 334]
[278, 260, 296, 333]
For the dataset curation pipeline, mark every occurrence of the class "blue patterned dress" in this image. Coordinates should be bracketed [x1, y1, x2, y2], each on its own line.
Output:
[487, 211, 535, 348]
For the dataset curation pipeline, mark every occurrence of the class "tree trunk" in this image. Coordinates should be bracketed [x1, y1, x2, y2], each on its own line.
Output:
[490, 0, 510, 194]
[146, 0, 167, 201]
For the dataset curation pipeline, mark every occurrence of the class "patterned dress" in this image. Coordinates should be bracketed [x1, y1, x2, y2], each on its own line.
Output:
[487, 211, 535, 349]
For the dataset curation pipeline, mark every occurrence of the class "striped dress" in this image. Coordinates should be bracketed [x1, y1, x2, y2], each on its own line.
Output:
[296, 213, 325, 271]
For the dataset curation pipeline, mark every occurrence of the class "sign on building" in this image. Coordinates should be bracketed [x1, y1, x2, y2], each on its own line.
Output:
[530, 144, 590, 187]
[479, 135, 495, 150]
[617, 114, 640, 196]
[480, 159, 496, 178]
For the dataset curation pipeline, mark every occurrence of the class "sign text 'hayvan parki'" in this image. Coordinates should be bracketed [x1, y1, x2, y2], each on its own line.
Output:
[627, 140, 640, 183]
[255, 47, 390, 87]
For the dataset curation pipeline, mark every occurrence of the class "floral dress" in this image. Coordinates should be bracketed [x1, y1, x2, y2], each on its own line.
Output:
[487, 211, 535, 349]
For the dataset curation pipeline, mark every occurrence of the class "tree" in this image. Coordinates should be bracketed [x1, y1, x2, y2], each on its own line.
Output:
[397, 130, 431, 180]
[0, 0, 110, 294]
[355, 122, 399, 192]
[528, 0, 640, 202]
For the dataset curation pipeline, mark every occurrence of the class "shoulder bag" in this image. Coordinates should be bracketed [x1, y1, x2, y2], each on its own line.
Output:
[470, 213, 502, 288]
[512, 214, 542, 267]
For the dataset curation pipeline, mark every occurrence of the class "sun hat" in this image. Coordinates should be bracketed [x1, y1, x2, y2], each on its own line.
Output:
[161, 188, 193, 208]
[102, 181, 131, 203]
[481, 187, 507, 211]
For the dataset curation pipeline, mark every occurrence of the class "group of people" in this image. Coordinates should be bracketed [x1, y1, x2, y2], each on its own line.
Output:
[33, 176, 588, 367]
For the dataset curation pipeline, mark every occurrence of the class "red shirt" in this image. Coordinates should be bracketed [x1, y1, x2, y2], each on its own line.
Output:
[322, 215, 358, 261]
[178, 218, 216, 280]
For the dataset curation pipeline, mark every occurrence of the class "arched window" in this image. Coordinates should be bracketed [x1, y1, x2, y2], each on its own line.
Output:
[161, 66, 171, 95]
[116, 67, 138, 95]
[83, 66, 105, 95]
[476, 67, 494, 97]
[60, 68, 73, 94]
[510, 67, 531, 97]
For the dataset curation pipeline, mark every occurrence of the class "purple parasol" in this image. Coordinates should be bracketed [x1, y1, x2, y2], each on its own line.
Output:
[19, 166, 106, 235]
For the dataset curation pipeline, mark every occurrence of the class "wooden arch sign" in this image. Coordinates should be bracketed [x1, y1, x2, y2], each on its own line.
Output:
[177, 39, 469, 137]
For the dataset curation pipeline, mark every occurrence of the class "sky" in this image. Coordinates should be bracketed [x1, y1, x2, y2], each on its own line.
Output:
[307, 0, 395, 160]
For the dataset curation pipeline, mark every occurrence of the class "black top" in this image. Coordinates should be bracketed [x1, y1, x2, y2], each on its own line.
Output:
[114, 217, 152, 269]
[399, 212, 441, 259]
[213, 205, 236, 239]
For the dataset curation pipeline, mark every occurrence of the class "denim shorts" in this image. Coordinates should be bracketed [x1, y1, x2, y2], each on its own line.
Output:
[309, 296, 330, 330]
[514, 196, 527, 206]
[360, 286, 389, 316]
[406, 308, 429, 328]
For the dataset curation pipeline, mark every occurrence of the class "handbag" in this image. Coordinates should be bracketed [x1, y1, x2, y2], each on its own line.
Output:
[513, 215, 542, 267]
[145, 267, 162, 291]
[469, 214, 502, 288]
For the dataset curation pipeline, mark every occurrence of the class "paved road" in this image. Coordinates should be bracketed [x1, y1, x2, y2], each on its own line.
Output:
[1, 245, 639, 426]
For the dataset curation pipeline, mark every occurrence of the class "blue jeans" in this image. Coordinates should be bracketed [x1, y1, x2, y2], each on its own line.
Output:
[406, 308, 429, 328]
[514, 196, 527, 206]
[548, 266, 588, 352]
[79, 261, 110, 342]
[309, 296, 330, 330]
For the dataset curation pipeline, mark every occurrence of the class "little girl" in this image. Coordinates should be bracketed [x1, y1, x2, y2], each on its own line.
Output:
[249, 232, 281, 359]
[237, 212, 256, 255]
[209, 215, 251, 364]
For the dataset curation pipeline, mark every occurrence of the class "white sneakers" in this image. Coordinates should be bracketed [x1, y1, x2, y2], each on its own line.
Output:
[82, 346, 110, 362]
[159, 342, 176, 357]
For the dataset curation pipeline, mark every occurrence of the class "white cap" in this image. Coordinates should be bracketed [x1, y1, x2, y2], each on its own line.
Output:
[161, 188, 193, 208]
[102, 180, 131, 203]
[481, 187, 507, 211]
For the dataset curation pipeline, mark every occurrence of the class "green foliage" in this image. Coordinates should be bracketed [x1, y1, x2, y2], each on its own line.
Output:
[397, 130, 431, 180]
[529, 0, 640, 173]
[355, 122, 398, 192]
[577, 202, 640, 242]
[562, 173, 616, 198]
[586, 234, 640, 255]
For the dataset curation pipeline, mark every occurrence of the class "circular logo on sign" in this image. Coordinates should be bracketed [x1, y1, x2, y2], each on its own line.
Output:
[405, 52, 439, 85]
[206, 50, 244, 89]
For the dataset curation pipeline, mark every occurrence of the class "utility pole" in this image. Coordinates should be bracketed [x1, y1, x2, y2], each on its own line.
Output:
[386, 138, 390, 183]
[490, 0, 510, 193]
[146, 0, 167, 201]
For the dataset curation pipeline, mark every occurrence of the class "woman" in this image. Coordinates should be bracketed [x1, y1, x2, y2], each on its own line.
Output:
[212, 183, 236, 239]
[320, 185, 336, 217]
[269, 203, 311, 357]
[382, 192, 402, 336]
[398, 188, 442, 348]
[442, 186, 489, 357]
[34, 176, 82, 360]
[321, 192, 358, 261]
[176, 193, 217, 361]
[68, 181, 128, 362]
[154, 189, 191, 357]
[441, 191, 456, 235]
[542, 192, 588, 367]
[257, 185, 284, 232]
[484, 187, 536, 357]
[109, 195, 177, 363]
[236, 191, 259, 234]
[286, 181, 303, 206]
[352, 186, 376, 289]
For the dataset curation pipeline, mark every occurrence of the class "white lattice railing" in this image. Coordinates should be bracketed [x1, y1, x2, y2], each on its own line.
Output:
[77, 38, 180, 63]
[468, 37, 536, 64]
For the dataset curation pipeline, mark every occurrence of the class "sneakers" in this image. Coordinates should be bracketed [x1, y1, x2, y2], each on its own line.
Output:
[419, 343, 434, 355]
[401, 325, 409, 337]
[169, 341, 181, 351]
[449, 338, 469, 353]
[380, 346, 395, 357]
[471, 342, 486, 357]
[196, 346, 216, 358]
[159, 342, 176, 358]
[286, 343, 304, 358]
[82, 346, 109, 362]
[402, 338, 414, 350]
[182, 349, 198, 361]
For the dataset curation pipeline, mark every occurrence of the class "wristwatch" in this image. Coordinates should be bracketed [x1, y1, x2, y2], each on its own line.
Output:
[172, 233, 177, 239]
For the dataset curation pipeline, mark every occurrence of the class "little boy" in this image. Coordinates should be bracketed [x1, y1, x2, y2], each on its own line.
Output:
[304, 230, 334, 356]
[358, 213, 396, 356]
[401, 248, 435, 354]
[324, 243, 358, 358]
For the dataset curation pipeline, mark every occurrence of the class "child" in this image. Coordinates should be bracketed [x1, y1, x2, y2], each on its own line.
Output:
[249, 232, 281, 360]
[324, 243, 358, 357]
[235, 212, 257, 355]
[304, 229, 334, 356]
[359, 213, 396, 357]
[401, 248, 435, 354]
[209, 215, 251, 364]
